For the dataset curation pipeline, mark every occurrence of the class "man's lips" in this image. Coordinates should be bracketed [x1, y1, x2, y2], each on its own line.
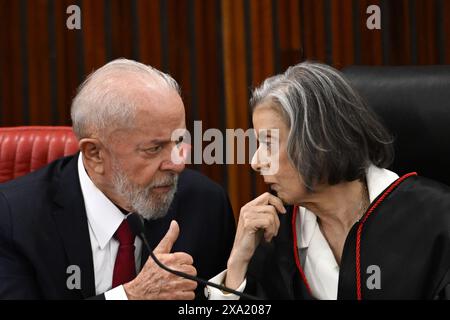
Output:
[151, 185, 173, 192]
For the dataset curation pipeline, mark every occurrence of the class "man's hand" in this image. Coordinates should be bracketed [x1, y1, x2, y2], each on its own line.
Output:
[225, 192, 286, 289]
[123, 220, 198, 300]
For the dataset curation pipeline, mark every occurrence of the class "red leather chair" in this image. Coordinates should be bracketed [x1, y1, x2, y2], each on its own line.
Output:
[0, 126, 79, 183]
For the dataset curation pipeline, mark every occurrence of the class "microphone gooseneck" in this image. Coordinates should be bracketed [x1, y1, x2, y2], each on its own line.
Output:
[127, 213, 259, 300]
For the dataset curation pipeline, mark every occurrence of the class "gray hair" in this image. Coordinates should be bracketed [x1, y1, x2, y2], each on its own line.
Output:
[71, 58, 180, 140]
[250, 61, 394, 190]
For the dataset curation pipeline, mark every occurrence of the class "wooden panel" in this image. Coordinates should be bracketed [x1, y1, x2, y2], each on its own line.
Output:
[53, 0, 80, 125]
[331, 0, 355, 68]
[81, 0, 107, 72]
[389, 0, 412, 64]
[358, 0, 383, 65]
[27, 0, 52, 125]
[193, 0, 225, 185]
[277, 0, 302, 71]
[222, 0, 252, 213]
[445, 0, 450, 64]
[302, 0, 327, 62]
[136, 0, 163, 68]
[0, 0, 25, 126]
[110, 0, 134, 59]
[166, 0, 193, 126]
[0, 0, 448, 217]
[248, 0, 276, 198]
[415, 0, 438, 64]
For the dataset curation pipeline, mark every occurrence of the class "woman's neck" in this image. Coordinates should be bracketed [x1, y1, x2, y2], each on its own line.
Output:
[299, 179, 370, 264]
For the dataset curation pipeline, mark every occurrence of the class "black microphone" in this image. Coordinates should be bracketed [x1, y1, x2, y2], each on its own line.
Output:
[127, 213, 259, 300]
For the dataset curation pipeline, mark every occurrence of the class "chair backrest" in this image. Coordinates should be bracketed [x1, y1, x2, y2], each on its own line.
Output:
[0, 126, 79, 183]
[343, 65, 450, 186]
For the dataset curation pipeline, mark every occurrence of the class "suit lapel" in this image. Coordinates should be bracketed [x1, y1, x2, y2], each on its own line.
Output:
[51, 153, 96, 298]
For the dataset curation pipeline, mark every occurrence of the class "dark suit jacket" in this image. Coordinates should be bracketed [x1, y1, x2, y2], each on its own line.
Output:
[0, 154, 235, 299]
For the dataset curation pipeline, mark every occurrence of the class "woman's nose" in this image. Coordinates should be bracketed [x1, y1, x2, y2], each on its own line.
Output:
[251, 150, 270, 173]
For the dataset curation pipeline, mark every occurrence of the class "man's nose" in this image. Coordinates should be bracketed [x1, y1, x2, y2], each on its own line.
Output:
[160, 158, 185, 173]
[161, 143, 189, 173]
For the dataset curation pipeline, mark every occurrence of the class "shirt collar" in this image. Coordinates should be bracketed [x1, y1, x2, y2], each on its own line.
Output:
[78, 153, 127, 250]
[298, 164, 399, 249]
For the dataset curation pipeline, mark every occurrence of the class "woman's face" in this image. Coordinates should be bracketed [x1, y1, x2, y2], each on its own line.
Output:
[251, 102, 307, 205]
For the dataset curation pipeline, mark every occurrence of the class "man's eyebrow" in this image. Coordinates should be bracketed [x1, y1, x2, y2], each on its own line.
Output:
[139, 139, 171, 146]
[141, 134, 185, 145]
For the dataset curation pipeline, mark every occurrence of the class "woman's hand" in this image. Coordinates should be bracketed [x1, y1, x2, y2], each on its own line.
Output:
[225, 192, 286, 289]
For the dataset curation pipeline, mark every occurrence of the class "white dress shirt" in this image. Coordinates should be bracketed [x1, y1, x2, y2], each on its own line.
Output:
[206, 165, 399, 300]
[77, 154, 142, 300]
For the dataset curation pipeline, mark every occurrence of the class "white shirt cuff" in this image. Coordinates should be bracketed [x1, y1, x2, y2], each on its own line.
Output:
[104, 285, 129, 300]
[204, 269, 246, 300]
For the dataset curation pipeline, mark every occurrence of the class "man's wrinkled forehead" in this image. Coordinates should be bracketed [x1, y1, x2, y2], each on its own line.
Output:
[114, 106, 185, 144]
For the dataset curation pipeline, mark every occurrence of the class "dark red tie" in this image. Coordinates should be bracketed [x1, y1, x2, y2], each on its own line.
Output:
[112, 219, 136, 288]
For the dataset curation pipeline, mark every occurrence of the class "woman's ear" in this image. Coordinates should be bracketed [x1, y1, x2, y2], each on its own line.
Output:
[79, 138, 105, 174]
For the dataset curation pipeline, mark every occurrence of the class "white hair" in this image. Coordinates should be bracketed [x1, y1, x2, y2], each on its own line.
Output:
[251, 61, 394, 190]
[71, 58, 180, 140]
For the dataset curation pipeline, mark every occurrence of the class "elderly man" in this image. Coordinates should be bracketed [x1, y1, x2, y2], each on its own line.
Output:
[0, 59, 235, 299]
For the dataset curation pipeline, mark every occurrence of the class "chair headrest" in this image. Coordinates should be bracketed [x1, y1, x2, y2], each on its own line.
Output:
[343, 66, 450, 186]
[0, 126, 78, 183]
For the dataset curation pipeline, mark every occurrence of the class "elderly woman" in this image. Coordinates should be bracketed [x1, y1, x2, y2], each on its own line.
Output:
[207, 62, 450, 300]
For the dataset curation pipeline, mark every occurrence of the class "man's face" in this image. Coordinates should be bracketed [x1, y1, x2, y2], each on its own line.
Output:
[103, 87, 187, 220]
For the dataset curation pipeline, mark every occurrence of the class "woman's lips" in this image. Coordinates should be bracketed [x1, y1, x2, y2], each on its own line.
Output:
[266, 182, 278, 191]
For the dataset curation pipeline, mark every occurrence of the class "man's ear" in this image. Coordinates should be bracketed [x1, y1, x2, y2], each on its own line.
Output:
[79, 138, 105, 174]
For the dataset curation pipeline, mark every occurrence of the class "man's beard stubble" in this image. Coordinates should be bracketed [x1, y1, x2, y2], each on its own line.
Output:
[111, 161, 178, 220]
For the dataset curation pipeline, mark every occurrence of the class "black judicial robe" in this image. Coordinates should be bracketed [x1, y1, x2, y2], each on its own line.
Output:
[244, 173, 450, 299]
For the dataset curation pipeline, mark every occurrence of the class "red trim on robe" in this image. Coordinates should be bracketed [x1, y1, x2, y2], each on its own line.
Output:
[290, 172, 418, 300]
[356, 172, 418, 300]
[291, 206, 313, 296]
